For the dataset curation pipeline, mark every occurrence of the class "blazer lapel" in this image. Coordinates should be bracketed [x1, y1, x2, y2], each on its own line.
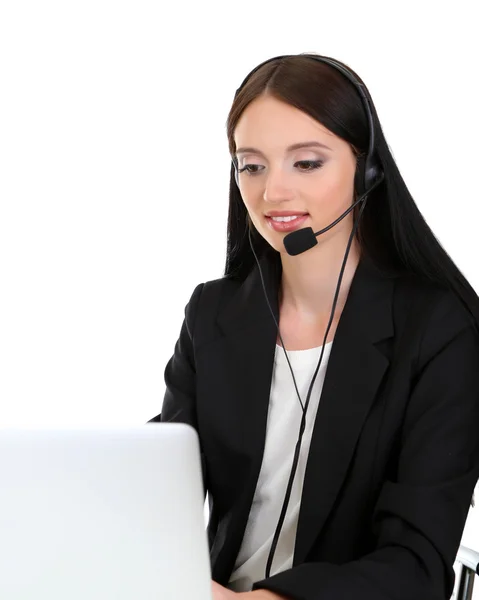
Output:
[293, 254, 396, 565]
[215, 252, 282, 477]
[211, 253, 281, 580]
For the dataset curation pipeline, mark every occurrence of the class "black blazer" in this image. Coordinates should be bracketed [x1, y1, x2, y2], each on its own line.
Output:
[154, 253, 479, 600]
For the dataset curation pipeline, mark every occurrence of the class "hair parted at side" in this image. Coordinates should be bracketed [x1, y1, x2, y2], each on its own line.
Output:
[224, 52, 479, 507]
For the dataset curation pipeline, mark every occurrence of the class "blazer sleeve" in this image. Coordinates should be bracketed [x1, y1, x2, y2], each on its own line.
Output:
[252, 291, 479, 600]
[156, 282, 208, 497]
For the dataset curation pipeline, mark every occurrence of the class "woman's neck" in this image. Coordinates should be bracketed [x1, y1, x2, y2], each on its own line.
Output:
[279, 239, 361, 320]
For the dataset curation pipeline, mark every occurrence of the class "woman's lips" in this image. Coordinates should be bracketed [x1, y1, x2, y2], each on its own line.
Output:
[265, 214, 309, 233]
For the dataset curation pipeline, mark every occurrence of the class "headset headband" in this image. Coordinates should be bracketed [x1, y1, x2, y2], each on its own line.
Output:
[233, 54, 383, 191]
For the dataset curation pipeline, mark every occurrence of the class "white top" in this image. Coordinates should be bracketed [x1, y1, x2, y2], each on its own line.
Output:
[228, 340, 334, 592]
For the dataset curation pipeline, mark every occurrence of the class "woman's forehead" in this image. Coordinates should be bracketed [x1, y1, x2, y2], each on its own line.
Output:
[234, 98, 342, 156]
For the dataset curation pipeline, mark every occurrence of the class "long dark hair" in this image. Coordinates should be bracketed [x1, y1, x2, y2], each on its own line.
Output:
[224, 52, 479, 505]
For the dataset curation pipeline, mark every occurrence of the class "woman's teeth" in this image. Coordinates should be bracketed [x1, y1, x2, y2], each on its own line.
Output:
[270, 215, 302, 222]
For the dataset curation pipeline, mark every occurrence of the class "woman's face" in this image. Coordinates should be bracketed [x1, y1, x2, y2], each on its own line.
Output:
[233, 94, 358, 253]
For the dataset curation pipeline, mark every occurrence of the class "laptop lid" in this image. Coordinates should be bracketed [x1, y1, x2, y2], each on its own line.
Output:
[0, 423, 212, 600]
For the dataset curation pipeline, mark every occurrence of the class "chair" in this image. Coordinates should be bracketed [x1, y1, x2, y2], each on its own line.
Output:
[455, 545, 479, 600]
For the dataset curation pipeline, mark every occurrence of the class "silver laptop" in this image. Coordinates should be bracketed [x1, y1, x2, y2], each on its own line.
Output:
[0, 423, 212, 600]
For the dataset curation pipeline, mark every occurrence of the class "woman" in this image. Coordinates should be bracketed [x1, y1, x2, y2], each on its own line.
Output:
[156, 53, 479, 600]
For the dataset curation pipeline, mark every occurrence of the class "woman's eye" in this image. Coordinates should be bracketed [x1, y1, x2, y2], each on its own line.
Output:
[239, 164, 263, 175]
[238, 160, 323, 176]
[296, 160, 323, 171]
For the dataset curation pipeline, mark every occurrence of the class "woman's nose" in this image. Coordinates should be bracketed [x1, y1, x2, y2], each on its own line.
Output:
[263, 169, 294, 203]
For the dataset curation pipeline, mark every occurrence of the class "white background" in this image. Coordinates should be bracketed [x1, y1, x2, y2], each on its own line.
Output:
[0, 0, 477, 585]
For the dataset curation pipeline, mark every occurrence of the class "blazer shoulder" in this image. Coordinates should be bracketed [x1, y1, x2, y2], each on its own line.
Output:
[394, 272, 473, 324]
[185, 275, 242, 347]
[394, 272, 478, 367]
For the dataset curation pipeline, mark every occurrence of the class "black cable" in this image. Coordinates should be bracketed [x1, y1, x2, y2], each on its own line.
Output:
[248, 194, 368, 578]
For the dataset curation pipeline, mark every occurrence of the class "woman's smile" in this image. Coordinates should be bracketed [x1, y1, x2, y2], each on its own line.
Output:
[265, 213, 310, 232]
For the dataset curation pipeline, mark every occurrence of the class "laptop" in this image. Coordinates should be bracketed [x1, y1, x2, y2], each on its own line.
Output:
[0, 423, 212, 600]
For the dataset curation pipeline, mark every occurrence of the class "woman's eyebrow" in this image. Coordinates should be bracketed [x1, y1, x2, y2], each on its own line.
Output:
[235, 141, 332, 156]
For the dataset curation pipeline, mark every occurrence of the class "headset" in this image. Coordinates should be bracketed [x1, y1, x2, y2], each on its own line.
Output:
[231, 54, 385, 579]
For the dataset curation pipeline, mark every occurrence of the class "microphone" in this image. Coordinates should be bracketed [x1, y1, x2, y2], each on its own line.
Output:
[283, 227, 319, 256]
[283, 174, 384, 256]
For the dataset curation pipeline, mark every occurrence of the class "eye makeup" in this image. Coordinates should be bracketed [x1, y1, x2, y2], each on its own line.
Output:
[238, 160, 324, 176]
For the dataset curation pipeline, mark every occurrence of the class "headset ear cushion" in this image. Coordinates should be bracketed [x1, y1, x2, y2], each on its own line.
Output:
[354, 154, 366, 197]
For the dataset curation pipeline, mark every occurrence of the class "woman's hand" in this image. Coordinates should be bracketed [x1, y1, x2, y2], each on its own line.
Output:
[211, 580, 237, 599]
[211, 580, 288, 600]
